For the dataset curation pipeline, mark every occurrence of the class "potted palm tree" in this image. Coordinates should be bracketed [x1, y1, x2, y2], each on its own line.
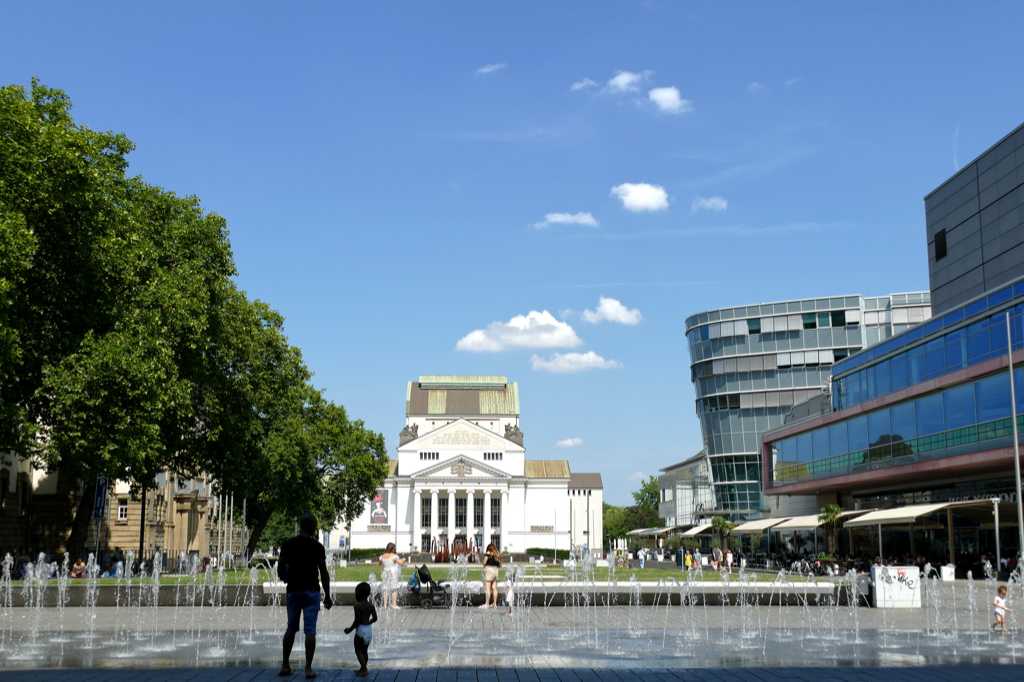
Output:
[818, 504, 843, 564]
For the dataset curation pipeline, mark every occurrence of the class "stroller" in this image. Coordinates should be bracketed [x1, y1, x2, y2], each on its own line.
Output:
[409, 564, 451, 609]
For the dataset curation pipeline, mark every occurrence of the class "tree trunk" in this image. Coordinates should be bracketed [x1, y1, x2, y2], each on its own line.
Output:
[66, 479, 95, 561]
[245, 509, 272, 556]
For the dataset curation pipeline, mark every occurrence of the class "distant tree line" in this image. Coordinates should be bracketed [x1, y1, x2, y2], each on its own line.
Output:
[602, 475, 662, 545]
[0, 80, 389, 558]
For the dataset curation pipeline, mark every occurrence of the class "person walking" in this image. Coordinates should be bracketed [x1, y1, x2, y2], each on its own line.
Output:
[694, 547, 702, 571]
[480, 543, 502, 608]
[684, 550, 693, 570]
[726, 549, 734, 574]
[379, 543, 405, 610]
[712, 545, 723, 573]
[278, 513, 332, 679]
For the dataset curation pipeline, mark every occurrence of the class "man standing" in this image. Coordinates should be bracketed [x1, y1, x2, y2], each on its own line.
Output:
[279, 513, 333, 679]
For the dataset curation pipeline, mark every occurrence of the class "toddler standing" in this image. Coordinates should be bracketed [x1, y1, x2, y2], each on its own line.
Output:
[344, 582, 378, 676]
[504, 567, 517, 617]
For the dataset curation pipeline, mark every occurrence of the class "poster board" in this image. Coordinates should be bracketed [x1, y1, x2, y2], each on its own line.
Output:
[872, 565, 921, 608]
[370, 490, 389, 524]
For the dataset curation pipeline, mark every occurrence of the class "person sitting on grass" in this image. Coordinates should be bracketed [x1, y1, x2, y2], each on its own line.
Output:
[345, 581, 378, 676]
[71, 557, 85, 578]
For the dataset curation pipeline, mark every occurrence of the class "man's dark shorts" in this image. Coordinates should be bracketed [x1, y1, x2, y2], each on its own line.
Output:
[286, 590, 321, 635]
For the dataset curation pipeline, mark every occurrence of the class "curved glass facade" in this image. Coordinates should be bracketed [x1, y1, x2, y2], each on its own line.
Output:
[685, 293, 929, 518]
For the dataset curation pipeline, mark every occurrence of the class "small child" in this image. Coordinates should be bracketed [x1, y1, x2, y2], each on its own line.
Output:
[504, 567, 517, 617]
[344, 582, 378, 676]
[992, 585, 1011, 633]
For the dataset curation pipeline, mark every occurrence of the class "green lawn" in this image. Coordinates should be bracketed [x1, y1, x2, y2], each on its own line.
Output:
[10, 566, 808, 586]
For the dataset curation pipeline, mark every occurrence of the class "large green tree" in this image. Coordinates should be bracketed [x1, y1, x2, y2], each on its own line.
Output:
[0, 81, 387, 558]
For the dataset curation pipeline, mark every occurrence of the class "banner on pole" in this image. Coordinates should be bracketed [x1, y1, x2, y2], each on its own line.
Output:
[93, 475, 108, 519]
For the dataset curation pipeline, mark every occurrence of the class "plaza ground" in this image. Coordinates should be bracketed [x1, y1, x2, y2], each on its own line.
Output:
[0, 665, 1016, 681]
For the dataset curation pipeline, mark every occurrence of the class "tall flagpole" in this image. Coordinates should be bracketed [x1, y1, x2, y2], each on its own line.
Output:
[1005, 310, 1024, 559]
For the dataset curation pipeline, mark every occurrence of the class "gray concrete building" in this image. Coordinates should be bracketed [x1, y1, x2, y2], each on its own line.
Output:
[927, 121, 1024, 316]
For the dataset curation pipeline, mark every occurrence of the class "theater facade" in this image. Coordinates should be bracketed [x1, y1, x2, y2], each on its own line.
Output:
[341, 376, 603, 554]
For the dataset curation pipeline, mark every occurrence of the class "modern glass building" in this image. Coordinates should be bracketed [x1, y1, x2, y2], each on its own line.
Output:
[681, 292, 930, 521]
[763, 120, 1024, 559]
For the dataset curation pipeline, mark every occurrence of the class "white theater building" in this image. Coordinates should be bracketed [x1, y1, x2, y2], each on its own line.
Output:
[342, 376, 603, 554]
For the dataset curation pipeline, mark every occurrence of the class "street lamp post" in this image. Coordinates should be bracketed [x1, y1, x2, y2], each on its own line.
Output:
[1005, 310, 1024, 559]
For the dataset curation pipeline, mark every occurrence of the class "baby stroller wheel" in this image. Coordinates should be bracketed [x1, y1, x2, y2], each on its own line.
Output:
[421, 597, 432, 609]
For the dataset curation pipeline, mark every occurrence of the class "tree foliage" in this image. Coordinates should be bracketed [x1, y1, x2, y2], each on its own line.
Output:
[631, 475, 660, 510]
[0, 81, 388, 557]
[602, 476, 663, 546]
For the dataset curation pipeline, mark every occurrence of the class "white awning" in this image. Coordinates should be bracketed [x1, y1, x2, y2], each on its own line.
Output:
[843, 502, 965, 528]
[774, 510, 874, 531]
[731, 518, 789, 534]
[626, 525, 680, 536]
[682, 523, 713, 537]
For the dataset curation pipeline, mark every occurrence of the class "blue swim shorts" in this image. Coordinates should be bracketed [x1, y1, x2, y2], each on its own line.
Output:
[285, 590, 321, 635]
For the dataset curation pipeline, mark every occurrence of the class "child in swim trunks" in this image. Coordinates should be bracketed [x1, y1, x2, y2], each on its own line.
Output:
[344, 582, 378, 676]
[504, 566, 517, 617]
[992, 584, 1011, 633]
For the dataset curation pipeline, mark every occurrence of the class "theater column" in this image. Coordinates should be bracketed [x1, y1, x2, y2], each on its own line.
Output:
[467, 490, 475, 548]
[412, 489, 421, 553]
[430, 489, 439, 551]
[448, 490, 456, 545]
[484, 490, 492, 549]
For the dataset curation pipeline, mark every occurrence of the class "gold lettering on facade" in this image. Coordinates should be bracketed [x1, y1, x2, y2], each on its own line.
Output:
[431, 430, 491, 446]
[530, 525, 554, 533]
[367, 525, 391, 532]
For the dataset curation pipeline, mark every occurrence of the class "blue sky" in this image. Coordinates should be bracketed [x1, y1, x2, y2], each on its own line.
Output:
[5, 2, 1024, 504]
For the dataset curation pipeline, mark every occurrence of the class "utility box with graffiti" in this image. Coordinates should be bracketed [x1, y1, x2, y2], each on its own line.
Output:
[871, 566, 921, 608]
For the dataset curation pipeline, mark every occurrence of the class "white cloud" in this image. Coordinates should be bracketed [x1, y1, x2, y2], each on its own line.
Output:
[627, 471, 646, 482]
[571, 77, 597, 91]
[477, 63, 507, 74]
[785, 78, 799, 86]
[530, 351, 622, 373]
[581, 297, 642, 325]
[456, 310, 582, 353]
[556, 438, 583, 448]
[747, 82, 767, 92]
[648, 87, 692, 114]
[605, 70, 651, 93]
[692, 195, 728, 212]
[610, 183, 669, 212]
[532, 212, 599, 229]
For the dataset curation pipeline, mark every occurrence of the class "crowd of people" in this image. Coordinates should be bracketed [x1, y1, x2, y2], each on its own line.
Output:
[1, 545, 162, 580]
